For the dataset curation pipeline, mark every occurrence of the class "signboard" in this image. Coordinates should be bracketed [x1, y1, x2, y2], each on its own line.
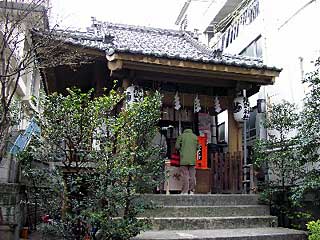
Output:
[196, 136, 208, 169]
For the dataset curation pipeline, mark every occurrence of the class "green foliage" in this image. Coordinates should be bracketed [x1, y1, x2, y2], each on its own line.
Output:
[291, 171, 320, 203]
[253, 58, 320, 229]
[264, 101, 299, 134]
[253, 101, 308, 228]
[18, 150, 64, 229]
[307, 220, 320, 240]
[21, 88, 164, 239]
[0, 98, 22, 158]
[254, 101, 303, 188]
[298, 57, 320, 164]
[294, 57, 320, 204]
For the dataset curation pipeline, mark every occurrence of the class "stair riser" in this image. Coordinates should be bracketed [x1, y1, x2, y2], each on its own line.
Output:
[142, 206, 269, 217]
[150, 217, 278, 231]
[142, 195, 260, 206]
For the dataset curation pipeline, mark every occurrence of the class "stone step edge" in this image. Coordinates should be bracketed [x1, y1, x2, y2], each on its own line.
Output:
[143, 195, 259, 200]
[139, 216, 276, 220]
[153, 205, 267, 208]
[143, 194, 260, 205]
[143, 194, 259, 196]
[133, 227, 307, 240]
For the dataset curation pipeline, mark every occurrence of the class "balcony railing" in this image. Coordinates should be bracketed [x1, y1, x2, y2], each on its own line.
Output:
[214, 0, 260, 51]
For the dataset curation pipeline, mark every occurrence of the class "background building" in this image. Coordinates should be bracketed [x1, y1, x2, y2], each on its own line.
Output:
[0, 0, 48, 182]
[175, 0, 320, 148]
[0, 1, 49, 239]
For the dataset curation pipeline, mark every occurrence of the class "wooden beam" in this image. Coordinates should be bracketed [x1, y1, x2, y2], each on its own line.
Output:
[113, 69, 260, 97]
[121, 61, 274, 86]
[108, 53, 280, 82]
[122, 60, 273, 84]
[134, 70, 237, 88]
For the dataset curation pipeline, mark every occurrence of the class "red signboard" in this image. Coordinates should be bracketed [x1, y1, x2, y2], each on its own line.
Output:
[196, 136, 207, 169]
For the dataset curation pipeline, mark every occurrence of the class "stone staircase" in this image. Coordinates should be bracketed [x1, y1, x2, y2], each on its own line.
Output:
[134, 194, 307, 240]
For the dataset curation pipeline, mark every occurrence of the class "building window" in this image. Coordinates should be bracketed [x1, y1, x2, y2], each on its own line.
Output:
[214, 0, 260, 51]
[218, 122, 226, 143]
[240, 36, 262, 58]
[246, 107, 257, 141]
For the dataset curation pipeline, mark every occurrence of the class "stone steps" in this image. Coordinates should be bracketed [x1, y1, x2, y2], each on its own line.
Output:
[135, 194, 307, 240]
[133, 228, 307, 240]
[142, 205, 269, 217]
[142, 194, 260, 206]
[147, 216, 278, 231]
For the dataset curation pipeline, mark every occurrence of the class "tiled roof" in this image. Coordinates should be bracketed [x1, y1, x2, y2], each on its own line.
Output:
[38, 21, 281, 72]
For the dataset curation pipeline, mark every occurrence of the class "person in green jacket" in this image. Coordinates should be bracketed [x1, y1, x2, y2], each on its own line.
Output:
[175, 127, 198, 194]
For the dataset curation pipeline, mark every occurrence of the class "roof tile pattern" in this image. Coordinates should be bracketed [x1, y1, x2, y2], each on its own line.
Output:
[48, 22, 280, 71]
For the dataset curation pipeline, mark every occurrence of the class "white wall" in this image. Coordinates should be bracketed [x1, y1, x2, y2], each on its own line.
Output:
[264, 0, 320, 107]
[176, 0, 229, 42]
[212, 0, 320, 109]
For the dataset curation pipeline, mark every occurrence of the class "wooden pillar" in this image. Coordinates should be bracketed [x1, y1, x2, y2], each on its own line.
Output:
[122, 78, 131, 89]
[227, 96, 242, 153]
[93, 61, 106, 96]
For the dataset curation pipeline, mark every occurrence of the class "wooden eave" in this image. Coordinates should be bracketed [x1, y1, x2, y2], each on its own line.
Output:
[36, 39, 106, 94]
[107, 53, 280, 86]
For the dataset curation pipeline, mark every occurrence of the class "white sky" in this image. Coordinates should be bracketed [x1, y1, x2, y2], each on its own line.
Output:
[50, 0, 186, 31]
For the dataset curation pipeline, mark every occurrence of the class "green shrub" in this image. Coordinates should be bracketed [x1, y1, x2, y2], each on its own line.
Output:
[307, 220, 320, 240]
[21, 88, 164, 239]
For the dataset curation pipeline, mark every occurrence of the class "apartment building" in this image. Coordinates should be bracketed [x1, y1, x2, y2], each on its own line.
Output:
[175, 0, 320, 148]
[0, 0, 48, 183]
[0, 1, 48, 239]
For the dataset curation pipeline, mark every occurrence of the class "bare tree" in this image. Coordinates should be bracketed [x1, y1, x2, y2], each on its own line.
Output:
[0, 0, 50, 161]
[0, 0, 97, 161]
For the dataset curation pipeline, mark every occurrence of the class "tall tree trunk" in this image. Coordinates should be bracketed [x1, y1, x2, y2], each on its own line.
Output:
[0, 120, 10, 161]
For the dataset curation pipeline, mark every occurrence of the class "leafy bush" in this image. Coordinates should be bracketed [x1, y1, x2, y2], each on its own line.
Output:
[253, 101, 309, 227]
[253, 58, 320, 229]
[20, 88, 164, 239]
[307, 220, 320, 240]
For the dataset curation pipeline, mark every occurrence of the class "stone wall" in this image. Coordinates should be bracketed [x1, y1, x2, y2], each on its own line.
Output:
[0, 183, 25, 240]
[0, 156, 19, 183]
[0, 158, 10, 183]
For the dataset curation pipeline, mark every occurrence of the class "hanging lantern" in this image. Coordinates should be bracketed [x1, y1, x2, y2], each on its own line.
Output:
[214, 96, 222, 113]
[194, 94, 201, 113]
[125, 85, 144, 105]
[174, 91, 181, 110]
[233, 96, 250, 122]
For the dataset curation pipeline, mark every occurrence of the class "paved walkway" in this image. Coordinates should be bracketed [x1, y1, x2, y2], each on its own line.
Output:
[26, 231, 57, 240]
